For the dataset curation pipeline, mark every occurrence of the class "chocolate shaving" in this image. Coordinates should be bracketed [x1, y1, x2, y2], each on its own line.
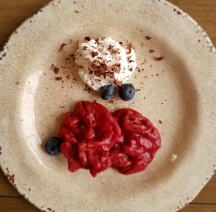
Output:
[83, 46, 88, 50]
[75, 10, 79, 13]
[127, 56, 132, 60]
[92, 60, 101, 70]
[111, 63, 121, 73]
[95, 70, 103, 77]
[91, 51, 99, 57]
[107, 45, 120, 54]
[100, 63, 108, 72]
[70, 54, 75, 58]
[135, 67, 141, 72]
[54, 67, 59, 74]
[145, 36, 151, 40]
[108, 45, 114, 51]
[56, 77, 62, 81]
[129, 60, 134, 63]
[104, 72, 114, 78]
[149, 49, 154, 53]
[84, 36, 91, 41]
[114, 79, 122, 86]
[119, 42, 123, 45]
[126, 43, 132, 54]
[154, 56, 163, 61]
[58, 43, 67, 52]
[50, 64, 60, 74]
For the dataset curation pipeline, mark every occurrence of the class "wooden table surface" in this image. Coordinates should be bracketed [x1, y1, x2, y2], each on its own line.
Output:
[0, 0, 215, 211]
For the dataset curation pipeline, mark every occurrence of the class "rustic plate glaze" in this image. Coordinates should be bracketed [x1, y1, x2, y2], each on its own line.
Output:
[0, 0, 216, 211]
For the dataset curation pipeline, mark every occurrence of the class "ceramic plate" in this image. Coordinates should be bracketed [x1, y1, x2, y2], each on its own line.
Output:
[0, 0, 216, 211]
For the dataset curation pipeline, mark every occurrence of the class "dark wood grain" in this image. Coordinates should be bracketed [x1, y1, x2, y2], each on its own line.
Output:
[0, 0, 215, 211]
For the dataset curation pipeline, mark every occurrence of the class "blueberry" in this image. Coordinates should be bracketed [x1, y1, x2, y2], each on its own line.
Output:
[45, 137, 62, 156]
[100, 85, 115, 100]
[118, 83, 135, 101]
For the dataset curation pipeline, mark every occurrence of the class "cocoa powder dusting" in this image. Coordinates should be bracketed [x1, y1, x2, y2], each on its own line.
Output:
[159, 120, 162, 124]
[149, 50, 154, 53]
[15, 82, 19, 85]
[75, 10, 79, 13]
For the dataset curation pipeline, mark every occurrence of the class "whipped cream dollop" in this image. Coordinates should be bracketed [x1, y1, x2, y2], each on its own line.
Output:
[75, 37, 137, 90]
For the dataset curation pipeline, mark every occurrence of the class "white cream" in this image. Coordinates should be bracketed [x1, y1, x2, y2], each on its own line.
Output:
[75, 37, 136, 90]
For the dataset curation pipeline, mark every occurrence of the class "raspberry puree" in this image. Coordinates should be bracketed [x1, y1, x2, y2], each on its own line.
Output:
[59, 101, 121, 177]
[59, 101, 161, 177]
[111, 109, 161, 175]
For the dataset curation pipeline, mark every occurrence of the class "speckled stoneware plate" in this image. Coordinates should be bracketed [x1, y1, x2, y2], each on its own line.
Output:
[0, 0, 216, 211]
